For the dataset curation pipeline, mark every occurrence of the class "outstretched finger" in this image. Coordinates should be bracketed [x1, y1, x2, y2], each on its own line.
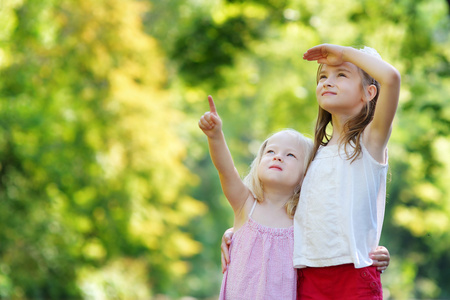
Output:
[208, 95, 217, 115]
[221, 240, 230, 265]
[221, 251, 227, 273]
[303, 50, 326, 60]
[303, 45, 323, 55]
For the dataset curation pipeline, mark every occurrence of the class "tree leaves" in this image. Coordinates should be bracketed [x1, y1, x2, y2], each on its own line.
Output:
[0, 0, 204, 298]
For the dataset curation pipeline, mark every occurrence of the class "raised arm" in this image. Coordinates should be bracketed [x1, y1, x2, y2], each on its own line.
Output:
[303, 44, 401, 151]
[198, 96, 249, 211]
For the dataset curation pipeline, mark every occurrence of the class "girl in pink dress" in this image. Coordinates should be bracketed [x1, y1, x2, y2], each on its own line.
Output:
[199, 95, 313, 300]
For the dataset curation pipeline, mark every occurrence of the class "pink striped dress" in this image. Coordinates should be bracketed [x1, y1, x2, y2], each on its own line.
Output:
[219, 201, 296, 299]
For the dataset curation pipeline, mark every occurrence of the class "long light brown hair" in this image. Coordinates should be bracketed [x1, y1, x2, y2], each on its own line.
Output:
[243, 129, 313, 218]
[306, 64, 381, 169]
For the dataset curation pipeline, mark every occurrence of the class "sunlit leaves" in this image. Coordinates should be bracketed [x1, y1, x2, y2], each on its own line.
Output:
[0, 0, 205, 298]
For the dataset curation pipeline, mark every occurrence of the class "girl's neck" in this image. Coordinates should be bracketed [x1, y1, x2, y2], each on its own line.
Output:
[262, 189, 292, 208]
[252, 192, 293, 228]
[328, 114, 348, 145]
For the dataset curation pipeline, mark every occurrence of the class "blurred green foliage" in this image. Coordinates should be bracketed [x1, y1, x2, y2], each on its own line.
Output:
[0, 0, 449, 299]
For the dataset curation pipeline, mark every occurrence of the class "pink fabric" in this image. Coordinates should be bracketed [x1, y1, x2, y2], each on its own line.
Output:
[219, 216, 296, 300]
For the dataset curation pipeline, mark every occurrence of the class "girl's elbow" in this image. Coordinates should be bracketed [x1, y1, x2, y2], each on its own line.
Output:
[380, 68, 400, 90]
[388, 68, 401, 86]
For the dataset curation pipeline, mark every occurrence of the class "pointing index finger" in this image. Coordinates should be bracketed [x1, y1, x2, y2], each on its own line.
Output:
[208, 95, 217, 115]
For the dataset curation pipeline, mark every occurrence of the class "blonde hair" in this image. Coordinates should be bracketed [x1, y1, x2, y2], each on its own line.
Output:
[307, 48, 381, 168]
[243, 129, 313, 218]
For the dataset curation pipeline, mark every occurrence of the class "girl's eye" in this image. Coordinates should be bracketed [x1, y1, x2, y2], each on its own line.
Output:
[287, 153, 296, 158]
[338, 73, 347, 77]
[266, 150, 274, 154]
[319, 75, 327, 80]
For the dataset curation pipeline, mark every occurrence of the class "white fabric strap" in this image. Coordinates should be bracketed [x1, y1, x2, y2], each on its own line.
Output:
[249, 200, 257, 217]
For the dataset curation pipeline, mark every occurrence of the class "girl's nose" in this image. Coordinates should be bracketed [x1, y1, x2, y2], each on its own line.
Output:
[273, 156, 283, 162]
[323, 77, 334, 87]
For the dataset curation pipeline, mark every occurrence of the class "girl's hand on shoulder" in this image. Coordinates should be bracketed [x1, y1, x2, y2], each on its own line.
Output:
[303, 44, 346, 66]
[369, 245, 390, 273]
[199, 95, 222, 138]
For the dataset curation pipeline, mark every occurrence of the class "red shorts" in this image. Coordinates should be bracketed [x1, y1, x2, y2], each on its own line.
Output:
[296, 264, 382, 300]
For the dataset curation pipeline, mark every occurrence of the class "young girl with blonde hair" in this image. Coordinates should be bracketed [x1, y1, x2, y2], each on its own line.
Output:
[199, 95, 313, 299]
[294, 44, 401, 299]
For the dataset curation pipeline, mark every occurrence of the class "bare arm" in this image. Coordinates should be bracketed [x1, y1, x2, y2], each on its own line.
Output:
[303, 44, 401, 151]
[198, 96, 249, 212]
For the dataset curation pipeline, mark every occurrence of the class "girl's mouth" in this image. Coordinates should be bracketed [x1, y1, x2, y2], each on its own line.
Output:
[269, 165, 282, 171]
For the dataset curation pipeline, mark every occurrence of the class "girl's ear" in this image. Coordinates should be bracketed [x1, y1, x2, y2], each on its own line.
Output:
[367, 84, 377, 101]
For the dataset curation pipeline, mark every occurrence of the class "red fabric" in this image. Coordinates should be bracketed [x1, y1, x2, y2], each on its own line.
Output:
[296, 264, 382, 300]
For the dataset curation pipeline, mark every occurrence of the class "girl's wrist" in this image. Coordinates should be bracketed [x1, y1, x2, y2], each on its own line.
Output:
[341, 46, 355, 61]
[208, 130, 224, 140]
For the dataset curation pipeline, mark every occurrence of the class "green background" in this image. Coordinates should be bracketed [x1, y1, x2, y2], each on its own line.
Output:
[0, 0, 449, 299]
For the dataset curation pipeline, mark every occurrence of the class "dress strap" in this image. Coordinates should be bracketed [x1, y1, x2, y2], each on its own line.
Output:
[248, 200, 257, 217]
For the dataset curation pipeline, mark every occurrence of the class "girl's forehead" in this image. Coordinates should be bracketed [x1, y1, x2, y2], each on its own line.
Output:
[321, 62, 358, 73]
[267, 132, 303, 149]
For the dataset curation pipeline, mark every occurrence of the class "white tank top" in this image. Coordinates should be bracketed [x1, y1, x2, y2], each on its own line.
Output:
[293, 141, 388, 269]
